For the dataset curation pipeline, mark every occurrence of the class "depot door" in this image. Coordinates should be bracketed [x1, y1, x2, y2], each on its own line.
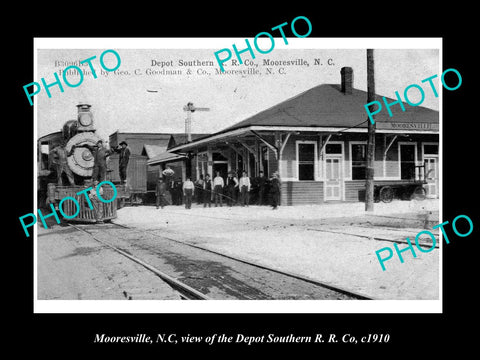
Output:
[400, 143, 417, 180]
[325, 155, 343, 201]
[424, 156, 438, 198]
[213, 163, 228, 180]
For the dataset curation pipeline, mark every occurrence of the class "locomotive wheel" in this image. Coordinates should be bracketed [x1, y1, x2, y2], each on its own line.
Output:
[411, 185, 426, 201]
[66, 132, 102, 177]
[379, 186, 394, 203]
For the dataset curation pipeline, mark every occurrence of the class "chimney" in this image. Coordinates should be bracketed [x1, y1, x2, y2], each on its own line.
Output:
[340, 67, 353, 94]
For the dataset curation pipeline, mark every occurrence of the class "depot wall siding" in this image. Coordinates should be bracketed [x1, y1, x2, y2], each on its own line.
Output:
[282, 138, 296, 179]
[345, 180, 366, 202]
[281, 181, 324, 205]
[284, 158, 295, 179]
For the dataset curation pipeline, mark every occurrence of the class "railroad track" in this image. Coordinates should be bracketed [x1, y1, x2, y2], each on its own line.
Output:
[107, 222, 373, 300]
[69, 222, 373, 300]
[68, 223, 210, 300]
[305, 225, 439, 249]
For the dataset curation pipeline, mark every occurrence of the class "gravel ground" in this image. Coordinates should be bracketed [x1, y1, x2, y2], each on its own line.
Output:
[114, 199, 440, 300]
[35, 199, 440, 303]
[36, 226, 181, 300]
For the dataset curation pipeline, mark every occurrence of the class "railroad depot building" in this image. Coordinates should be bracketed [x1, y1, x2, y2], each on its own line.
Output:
[167, 67, 439, 205]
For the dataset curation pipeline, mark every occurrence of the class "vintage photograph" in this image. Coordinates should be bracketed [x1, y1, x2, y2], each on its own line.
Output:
[33, 38, 441, 313]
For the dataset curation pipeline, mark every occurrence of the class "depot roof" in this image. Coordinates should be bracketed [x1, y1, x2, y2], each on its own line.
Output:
[147, 151, 186, 165]
[169, 83, 439, 152]
[225, 84, 438, 130]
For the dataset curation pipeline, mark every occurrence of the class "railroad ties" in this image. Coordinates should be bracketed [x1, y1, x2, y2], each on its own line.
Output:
[69, 222, 373, 301]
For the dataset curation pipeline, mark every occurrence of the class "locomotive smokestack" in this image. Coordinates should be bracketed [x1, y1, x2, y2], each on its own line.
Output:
[77, 103, 92, 113]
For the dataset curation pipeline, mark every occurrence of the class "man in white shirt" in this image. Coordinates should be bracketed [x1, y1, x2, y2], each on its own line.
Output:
[213, 171, 224, 207]
[182, 177, 195, 209]
[239, 171, 251, 207]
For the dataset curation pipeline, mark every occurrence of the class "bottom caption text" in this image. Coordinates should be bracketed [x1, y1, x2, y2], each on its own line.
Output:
[94, 332, 390, 345]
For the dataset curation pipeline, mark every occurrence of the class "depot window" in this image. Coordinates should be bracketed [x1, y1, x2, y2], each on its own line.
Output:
[297, 142, 316, 180]
[423, 144, 438, 155]
[325, 143, 342, 154]
[351, 143, 367, 180]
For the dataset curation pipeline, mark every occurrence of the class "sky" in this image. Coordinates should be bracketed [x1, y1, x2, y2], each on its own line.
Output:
[35, 39, 440, 143]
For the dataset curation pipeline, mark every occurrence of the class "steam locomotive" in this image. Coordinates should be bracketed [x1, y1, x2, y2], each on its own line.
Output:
[37, 104, 123, 221]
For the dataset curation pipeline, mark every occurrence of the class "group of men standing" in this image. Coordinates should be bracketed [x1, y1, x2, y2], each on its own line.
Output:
[155, 177, 195, 209]
[50, 139, 131, 185]
[155, 170, 281, 210]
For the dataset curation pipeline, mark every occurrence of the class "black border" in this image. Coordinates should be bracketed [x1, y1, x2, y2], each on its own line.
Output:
[10, 6, 476, 355]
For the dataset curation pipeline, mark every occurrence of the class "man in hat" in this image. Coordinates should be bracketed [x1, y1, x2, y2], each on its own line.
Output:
[50, 140, 75, 186]
[225, 171, 239, 207]
[255, 170, 266, 205]
[212, 170, 224, 207]
[183, 176, 195, 209]
[83, 139, 113, 182]
[239, 171, 251, 207]
[194, 174, 205, 205]
[203, 174, 212, 208]
[175, 177, 184, 205]
[155, 177, 167, 209]
[115, 141, 130, 184]
[270, 171, 281, 210]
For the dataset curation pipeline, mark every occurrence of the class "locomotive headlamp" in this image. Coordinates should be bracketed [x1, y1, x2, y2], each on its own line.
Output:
[78, 113, 93, 126]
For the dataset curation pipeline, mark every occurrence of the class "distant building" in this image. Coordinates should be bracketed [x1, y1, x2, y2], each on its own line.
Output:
[109, 132, 209, 192]
[147, 133, 209, 182]
[109, 131, 173, 155]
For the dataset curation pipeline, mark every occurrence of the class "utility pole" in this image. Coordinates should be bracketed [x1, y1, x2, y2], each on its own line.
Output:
[365, 49, 376, 211]
[183, 102, 210, 143]
[183, 102, 210, 180]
